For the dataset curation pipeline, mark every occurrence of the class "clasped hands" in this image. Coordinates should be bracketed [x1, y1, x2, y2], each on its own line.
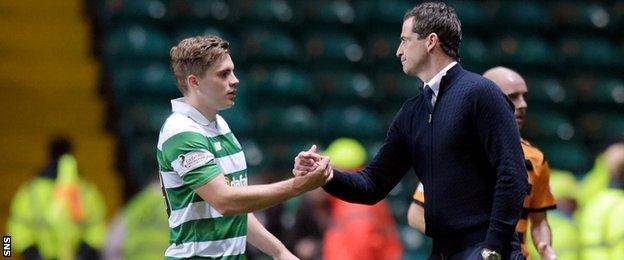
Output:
[291, 145, 334, 192]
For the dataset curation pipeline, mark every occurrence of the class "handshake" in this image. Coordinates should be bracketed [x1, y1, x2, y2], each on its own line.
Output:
[291, 145, 334, 193]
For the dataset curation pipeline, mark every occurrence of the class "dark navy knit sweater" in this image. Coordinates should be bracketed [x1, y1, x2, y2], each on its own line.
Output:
[324, 64, 528, 256]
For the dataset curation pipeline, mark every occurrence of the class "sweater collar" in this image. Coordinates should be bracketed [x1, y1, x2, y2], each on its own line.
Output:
[438, 62, 463, 94]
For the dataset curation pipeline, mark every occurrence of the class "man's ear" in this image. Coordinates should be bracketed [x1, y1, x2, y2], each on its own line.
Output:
[426, 33, 438, 53]
[186, 74, 199, 91]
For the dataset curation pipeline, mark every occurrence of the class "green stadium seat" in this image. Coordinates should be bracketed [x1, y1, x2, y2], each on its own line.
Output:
[320, 106, 384, 139]
[232, 0, 296, 23]
[460, 36, 491, 72]
[264, 139, 320, 167]
[110, 62, 177, 106]
[496, 36, 554, 66]
[126, 137, 159, 187]
[551, 1, 612, 29]
[299, 0, 357, 24]
[304, 31, 363, 63]
[242, 28, 299, 61]
[523, 109, 578, 141]
[366, 32, 399, 64]
[97, 0, 170, 23]
[538, 142, 591, 174]
[573, 76, 624, 105]
[175, 0, 232, 21]
[578, 112, 624, 142]
[369, 0, 412, 23]
[496, 0, 551, 28]
[105, 24, 171, 60]
[447, 0, 490, 27]
[560, 37, 617, 66]
[316, 71, 376, 104]
[374, 71, 421, 102]
[248, 66, 314, 102]
[255, 105, 318, 136]
[526, 76, 573, 107]
[218, 106, 252, 136]
[239, 139, 268, 176]
[119, 102, 171, 137]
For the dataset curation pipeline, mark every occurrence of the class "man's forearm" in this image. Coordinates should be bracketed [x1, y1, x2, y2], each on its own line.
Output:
[323, 169, 381, 204]
[247, 213, 290, 258]
[530, 212, 555, 258]
[196, 174, 321, 216]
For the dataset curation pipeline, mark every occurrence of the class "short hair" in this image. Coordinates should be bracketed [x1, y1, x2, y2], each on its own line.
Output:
[404, 2, 462, 60]
[170, 36, 230, 94]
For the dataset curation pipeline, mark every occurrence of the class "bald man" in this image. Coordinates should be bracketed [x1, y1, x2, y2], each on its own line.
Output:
[407, 67, 558, 260]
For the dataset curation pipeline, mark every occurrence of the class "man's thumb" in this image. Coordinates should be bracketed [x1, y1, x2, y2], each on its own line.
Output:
[308, 144, 317, 153]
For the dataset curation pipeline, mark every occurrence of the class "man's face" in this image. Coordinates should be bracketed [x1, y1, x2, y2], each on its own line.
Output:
[194, 54, 239, 111]
[396, 17, 428, 76]
[498, 78, 528, 128]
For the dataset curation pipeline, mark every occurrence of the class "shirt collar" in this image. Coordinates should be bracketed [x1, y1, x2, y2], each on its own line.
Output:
[171, 98, 214, 126]
[423, 61, 458, 96]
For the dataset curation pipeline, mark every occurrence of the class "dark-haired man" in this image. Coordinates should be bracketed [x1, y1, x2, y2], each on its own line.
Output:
[295, 2, 528, 259]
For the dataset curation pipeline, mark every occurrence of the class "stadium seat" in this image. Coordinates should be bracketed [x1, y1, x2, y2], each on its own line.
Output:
[232, 0, 297, 24]
[496, 36, 554, 66]
[303, 30, 363, 64]
[551, 1, 612, 29]
[105, 24, 171, 60]
[248, 66, 315, 103]
[316, 70, 376, 104]
[174, 0, 232, 21]
[496, 0, 551, 28]
[109, 62, 177, 106]
[577, 112, 624, 142]
[526, 76, 573, 107]
[242, 28, 299, 61]
[374, 71, 421, 102]
[320, 105, 384, 139]
[573, 76, 624, 105]
[255, 105, 318, 136]
[298, 0, 357, 24]
[459, 36, 491, 72]
[447, 0, 490, 27]
[523, 109, 578, 141]
[219, 106, 252, 136]
[119, 101, 171, 137]
[538, 142, 591, 174]
[366, 32, 399, 64]
[560, 37, 617, 66]
[369, 0, 412, 24]
[263, 139, 320, 166]
[97, 0, 170, 24]
[126, 137, 159, 187]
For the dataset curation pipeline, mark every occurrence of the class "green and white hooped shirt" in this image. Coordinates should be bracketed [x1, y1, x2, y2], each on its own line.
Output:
[157, 98, 248, 259]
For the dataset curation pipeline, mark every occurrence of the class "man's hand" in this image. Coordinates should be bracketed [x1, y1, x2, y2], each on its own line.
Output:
[537, 242, 557, 260]
[293, 145, 323, 176]
[292, 156, 332, 194]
